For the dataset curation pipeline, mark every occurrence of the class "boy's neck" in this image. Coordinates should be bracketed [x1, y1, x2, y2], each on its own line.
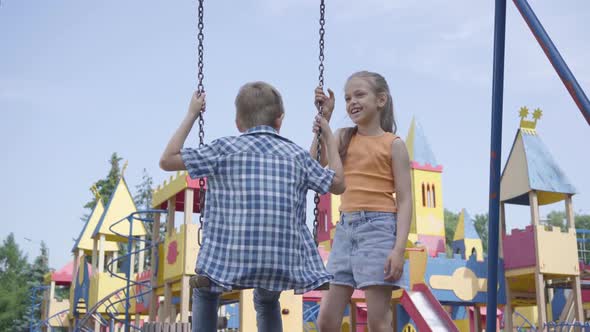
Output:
[242, 125, 280, 134]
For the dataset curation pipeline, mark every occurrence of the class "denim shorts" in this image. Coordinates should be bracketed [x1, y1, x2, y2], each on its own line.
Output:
[326, 211, 408, 289]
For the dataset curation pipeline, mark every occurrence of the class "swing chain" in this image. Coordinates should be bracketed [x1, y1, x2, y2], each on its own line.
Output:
[318, 0, 326, 88]
[313, 0, 326, 246]
[197, 0, 205, 246]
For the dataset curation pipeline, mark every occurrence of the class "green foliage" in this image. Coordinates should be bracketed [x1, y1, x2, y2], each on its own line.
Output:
[83, 152, 123, 210]
[444, 209, 459, 255]
[134, 169, 156, 269]
[0, 235, 52, 331]
[134, 168, 153, 211]
[546, 210, 567, 230]
[0, 234, 31, 332]
[473, 213, 488, 254]
[444, 209, 488, 256]
[575, 214, 590, 230]
[24, 242, 50, 328]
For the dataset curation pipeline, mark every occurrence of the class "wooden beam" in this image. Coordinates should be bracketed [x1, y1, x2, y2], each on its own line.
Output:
[98, 235, 105, 273]
[565, 195, 576, 230]
[164, 282, 172, 323]
[529, 191, 540, 226]
[184, 189, 194, 225]
[572, 276, 584, 322]
[112, 250, 119, 272]
[92, 239, 98, 275]
[534, 272, 547, 329]
[531, 190, 547, 328]
[180, 276, 190, 323]
[504, 282, 514, 331]
[167, 196, 176, 234]
[559, 290, 574, 322]
[547, 281, 554, 321]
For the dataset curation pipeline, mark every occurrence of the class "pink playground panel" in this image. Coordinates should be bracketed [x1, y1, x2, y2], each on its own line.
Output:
[417, 235, 446, 257]
[503, 225, 536, 270]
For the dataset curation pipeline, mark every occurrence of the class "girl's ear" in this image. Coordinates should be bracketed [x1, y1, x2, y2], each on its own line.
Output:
[377, 92, 388, 109]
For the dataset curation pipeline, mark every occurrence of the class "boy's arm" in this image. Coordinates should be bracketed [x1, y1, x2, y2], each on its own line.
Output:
[160, 92, 205, 171]
[316, 116, 345, 195]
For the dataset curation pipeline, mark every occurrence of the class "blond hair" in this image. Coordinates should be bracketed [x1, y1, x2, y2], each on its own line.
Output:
[235, 81, 285, 129]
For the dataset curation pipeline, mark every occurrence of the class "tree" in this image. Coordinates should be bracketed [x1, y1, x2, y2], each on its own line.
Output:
[543, 210, 590, 230]
[444, 210, 489, 256]
[473, 213, 489, 254]
[134, 168, 153, 211]
[0, 234, 30, 332]
[546, 210, 567, 230]
[83, 152, 123, 211]
[576, 214, 590, 230]
[134, 168, 156, 269]
[444, 209, 459, 256]
[21, 242, 50, 331]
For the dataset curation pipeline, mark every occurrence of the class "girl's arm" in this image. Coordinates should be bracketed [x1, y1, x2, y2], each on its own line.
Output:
[385, 138, 412, 281]
[391, 139, 412, 253]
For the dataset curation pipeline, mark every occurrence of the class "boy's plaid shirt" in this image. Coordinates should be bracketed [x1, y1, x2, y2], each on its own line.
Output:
[181, 125, 334, 293]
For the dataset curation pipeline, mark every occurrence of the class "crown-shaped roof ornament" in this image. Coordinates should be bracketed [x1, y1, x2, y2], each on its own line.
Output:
[90, 183, 101, 201]
[519, 106, 542, 131]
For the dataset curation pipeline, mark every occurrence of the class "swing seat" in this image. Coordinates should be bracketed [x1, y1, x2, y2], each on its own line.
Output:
[189, 275, 330, 291]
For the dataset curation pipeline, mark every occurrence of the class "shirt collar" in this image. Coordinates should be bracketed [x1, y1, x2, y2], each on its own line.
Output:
[243, 125, 279, 136]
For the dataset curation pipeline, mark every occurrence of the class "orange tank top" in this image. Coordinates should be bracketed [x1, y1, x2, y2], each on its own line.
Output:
[339, 132, 398, 213]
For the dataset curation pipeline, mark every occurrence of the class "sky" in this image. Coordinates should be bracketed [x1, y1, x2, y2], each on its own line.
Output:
[1, 1, 589, 269]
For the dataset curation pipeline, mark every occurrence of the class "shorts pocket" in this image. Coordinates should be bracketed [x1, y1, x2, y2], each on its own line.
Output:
[367, 216, 396, 234]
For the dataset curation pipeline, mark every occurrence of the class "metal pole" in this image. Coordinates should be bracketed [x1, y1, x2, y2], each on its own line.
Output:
[513, 0, 590, 125]
[486, 0, 507, 331]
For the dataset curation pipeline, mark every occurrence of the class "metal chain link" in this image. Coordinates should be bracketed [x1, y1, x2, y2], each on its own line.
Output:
[313, 0, 326, 246]
[197, 0, 206, 246]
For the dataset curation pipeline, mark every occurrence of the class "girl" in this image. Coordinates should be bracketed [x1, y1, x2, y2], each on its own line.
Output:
[311, 71, 412, 332]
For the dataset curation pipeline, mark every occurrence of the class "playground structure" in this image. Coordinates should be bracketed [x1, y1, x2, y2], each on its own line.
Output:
[30, 108, 586, 332]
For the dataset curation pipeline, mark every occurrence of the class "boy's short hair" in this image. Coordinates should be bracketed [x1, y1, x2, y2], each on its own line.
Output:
[235, 81, 285, 129]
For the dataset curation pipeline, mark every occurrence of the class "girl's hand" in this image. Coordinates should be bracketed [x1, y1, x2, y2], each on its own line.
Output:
[384, 248, 405, 281]
[312, 114, 333, 142]
[314, 86, 335, 121]
[188, 91, 206, 117]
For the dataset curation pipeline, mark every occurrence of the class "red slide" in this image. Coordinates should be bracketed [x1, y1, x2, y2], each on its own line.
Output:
[400, 283, 459, 332]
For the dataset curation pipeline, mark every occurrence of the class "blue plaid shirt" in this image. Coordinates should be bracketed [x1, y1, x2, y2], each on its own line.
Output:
[181, 125, 334, 293]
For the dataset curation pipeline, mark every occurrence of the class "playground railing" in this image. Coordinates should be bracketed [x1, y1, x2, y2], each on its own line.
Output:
[75, 209, 167, 332]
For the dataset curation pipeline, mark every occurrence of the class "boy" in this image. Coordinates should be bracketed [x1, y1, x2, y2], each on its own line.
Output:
[159, 81, 345, 332]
